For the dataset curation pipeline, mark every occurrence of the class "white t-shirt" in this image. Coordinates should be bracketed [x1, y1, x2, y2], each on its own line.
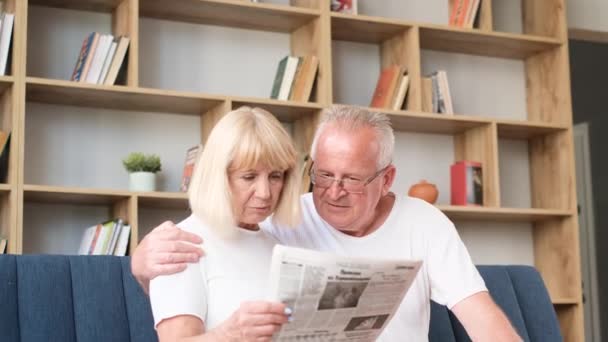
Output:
[149, 214, 278, 330]
[261, 193, 487, 341]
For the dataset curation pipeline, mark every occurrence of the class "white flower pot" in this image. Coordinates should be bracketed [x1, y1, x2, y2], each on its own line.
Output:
[129, 172, 156, 192]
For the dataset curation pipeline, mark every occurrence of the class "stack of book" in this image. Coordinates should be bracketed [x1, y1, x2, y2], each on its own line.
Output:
[0, 11, 14, 76]
[449, 0, 481, 29]
[421, 70, 453, 115]
[369, 65, 410, 111]
[270, 55, 319, 102]
[70, 32, 130, 85]
[77, 218, 131, 256]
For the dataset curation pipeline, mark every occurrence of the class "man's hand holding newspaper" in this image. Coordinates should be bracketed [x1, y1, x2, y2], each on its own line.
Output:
[268, 245, 422, 341]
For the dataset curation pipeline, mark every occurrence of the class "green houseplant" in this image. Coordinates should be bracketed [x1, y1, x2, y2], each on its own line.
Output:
[122, 152, 161, 191]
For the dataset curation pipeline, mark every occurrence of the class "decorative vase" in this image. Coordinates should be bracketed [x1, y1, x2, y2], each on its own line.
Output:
[408, 180, 438, 204]
[129, 172, 156, 192]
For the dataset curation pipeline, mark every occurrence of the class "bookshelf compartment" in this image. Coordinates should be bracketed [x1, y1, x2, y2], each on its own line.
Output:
[27, 3, 137, 86]
[455, 220, 535, 266]
[21, 200, 123, 255]
[139, 17, 295, 98]
[24, 102, 202, 192]
[331, 25, 421, 112]
[390, 125, 499, 207]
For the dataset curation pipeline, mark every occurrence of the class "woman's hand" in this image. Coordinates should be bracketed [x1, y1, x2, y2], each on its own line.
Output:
[212, 301, 291, 342]
[131, 221, 205, 293]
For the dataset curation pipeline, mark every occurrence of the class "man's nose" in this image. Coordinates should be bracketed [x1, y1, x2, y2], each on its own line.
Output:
[326, 179, 346, 199]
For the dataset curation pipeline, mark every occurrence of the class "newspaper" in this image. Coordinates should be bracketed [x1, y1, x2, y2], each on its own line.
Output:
[268, 245, 422, 342]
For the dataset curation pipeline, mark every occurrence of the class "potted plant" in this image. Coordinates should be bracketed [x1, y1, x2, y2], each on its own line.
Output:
[122, 152, 161, 192]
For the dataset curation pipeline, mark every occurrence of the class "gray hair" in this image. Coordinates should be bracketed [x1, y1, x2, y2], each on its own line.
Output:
[310, 105, 394, 169]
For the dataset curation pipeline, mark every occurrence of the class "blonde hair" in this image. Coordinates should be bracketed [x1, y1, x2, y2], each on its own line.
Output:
[310, 105, 394, 168]
[188, 106, 301, 235]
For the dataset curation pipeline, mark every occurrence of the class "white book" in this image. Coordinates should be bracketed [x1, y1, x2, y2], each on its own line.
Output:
[77, 224, 98, 255]
[84, 34, 112, 84]
[438, 71, 454, 115]
[113, 224, 131, 256]
[0, 13, 14, 76]
[278, 56, 300, 101]
[97, 40, 117, 84]
[92, 222, 112, 255]
[392, 73, 410, 110]
[107, 219, 123, 255]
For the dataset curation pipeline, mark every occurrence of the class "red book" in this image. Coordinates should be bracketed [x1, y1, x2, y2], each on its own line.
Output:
[450, 161, 483, 206]
[370, 65, 402, 109]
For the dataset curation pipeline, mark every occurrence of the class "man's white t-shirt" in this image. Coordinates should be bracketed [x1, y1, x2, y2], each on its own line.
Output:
[149, 214, 278, 330]
[261, 193, 487, 341]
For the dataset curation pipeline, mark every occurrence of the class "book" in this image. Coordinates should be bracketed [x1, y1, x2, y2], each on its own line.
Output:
[103, 36, 130, 85]
[0, 238, 6, 254]
[421, 77, 433, 113]
[450, 161, 483, 206]
[330, 0, 358, 14]
[270, 56, 289, 99]
[180, 144, 203, 192]
[0, 131, 10, 183]
[437, 70, 454, 115]
[0, 13, 13, 76]
[84, 34, 113, 84]
[278, 56, 301, 101]
[98, 39, 117, 84]
[71, 33, 96, 81]
[370, 65, 403, 109]
[113, 224, 131, 256]
[391, 71, 410, 110]
[79, 32, 101, 82]
[464, 0, 481, 29]
[289, 55, 319, 103]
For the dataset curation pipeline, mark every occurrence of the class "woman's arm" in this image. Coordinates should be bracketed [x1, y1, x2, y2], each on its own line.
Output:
[157, 301, 290, 342]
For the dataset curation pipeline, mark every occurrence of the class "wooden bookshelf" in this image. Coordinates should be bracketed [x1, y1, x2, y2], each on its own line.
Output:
[6, 0, 582, 339]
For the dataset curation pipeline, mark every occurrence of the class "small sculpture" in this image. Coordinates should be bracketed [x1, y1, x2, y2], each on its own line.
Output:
[408, 180, 438, 204]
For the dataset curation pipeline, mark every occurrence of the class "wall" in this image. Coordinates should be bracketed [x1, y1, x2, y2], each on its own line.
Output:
[569, 38, 608, 342]
[25, 2, 535, 266]
[567, 0, 608, 32]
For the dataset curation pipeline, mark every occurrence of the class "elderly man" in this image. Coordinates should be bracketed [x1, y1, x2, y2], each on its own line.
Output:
[132, 105, 521, 341]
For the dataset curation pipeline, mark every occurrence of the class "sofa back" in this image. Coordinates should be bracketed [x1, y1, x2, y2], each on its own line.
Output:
[0, 255, 562, 341]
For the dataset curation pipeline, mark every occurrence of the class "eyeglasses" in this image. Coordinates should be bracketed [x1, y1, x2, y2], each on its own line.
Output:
[309, 164, 389, 194]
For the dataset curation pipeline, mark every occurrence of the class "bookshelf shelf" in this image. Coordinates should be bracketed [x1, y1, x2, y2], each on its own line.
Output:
[437, 205, 573, 222]
[140, 0, 320, 32]
[23, 184, 189, 208]
[26, 77, 226, 115]
[29, 0, 123, 13]
[24, 185, 130, 205]
[552, 297, 579, 305]
[0, 183, 11, 192]
[496, 120, 569, 139]
[419, 25, 562, 59]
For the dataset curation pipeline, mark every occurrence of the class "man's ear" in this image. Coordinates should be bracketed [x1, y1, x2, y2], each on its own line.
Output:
[381, 164, 396, 196]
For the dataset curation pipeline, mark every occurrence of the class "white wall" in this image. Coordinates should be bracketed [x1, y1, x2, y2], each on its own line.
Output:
[567, 0, 608, 32]
[25, 3, 535, 265]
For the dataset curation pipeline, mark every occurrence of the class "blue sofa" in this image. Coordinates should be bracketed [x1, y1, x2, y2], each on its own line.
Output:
[0, 255, 562, 341]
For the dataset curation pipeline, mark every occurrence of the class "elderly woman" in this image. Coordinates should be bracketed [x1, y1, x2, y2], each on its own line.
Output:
[150, 106, 301, 342]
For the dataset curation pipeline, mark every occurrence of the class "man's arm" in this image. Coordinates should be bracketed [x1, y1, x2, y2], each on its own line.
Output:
[451, 292, 522, 342]
[131, 221, 205, 293]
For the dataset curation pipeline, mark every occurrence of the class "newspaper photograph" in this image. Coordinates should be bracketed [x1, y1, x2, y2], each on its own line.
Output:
[268, 245, 422, 341]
